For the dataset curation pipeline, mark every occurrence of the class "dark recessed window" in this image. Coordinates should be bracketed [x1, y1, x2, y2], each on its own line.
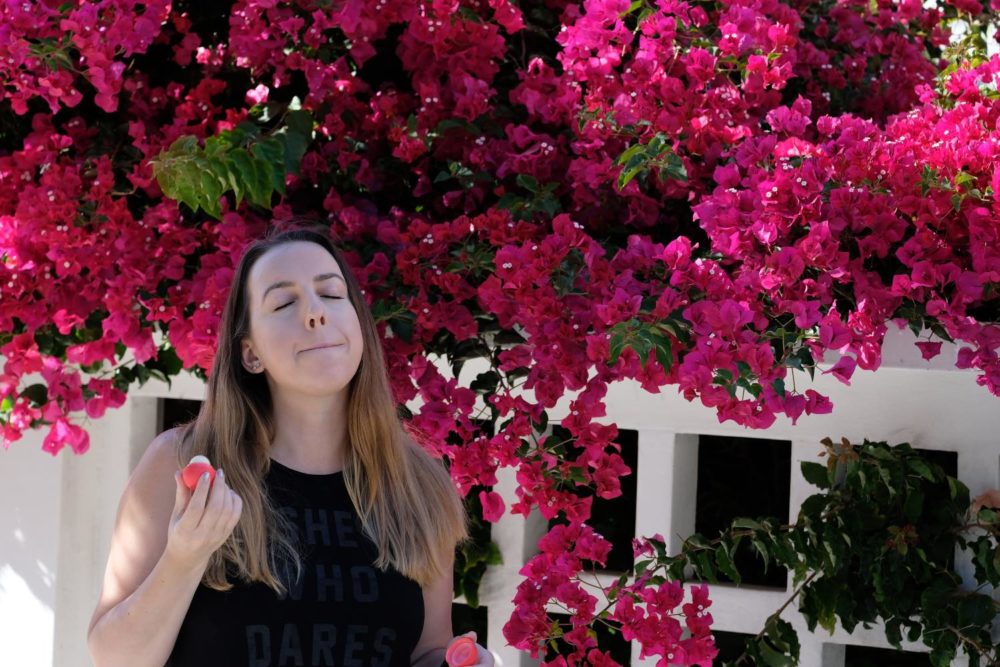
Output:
[452, 602, 488, 643]
[546, 612, 631, 665]
[845, 644, 933, 666]
[911, 447, 958, 572]
[712, 630, 757, 663]
[913, 448, 957, 479]
[161, 398, 202, 432]
[696, 434, 791, 589]
[547, 425, 638, 573]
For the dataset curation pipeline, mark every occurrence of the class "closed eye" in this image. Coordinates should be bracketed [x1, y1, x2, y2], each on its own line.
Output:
[275, 296, 342, 311]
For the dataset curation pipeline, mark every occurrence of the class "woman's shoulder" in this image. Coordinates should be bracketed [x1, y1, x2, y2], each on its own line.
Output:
[87, 426, 189, 636]
[126, 426, 189, 504]
[118, 425, 199, 514]
[146, 425, 191, 471]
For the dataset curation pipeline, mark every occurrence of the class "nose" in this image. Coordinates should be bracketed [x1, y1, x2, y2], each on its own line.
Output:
[305, 295, 326, 329]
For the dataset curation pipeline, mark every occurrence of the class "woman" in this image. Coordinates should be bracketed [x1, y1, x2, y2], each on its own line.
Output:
[87, 225, 493, 667]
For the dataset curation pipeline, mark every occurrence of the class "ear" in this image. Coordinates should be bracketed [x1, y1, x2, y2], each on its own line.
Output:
[241, 339, 263, 373]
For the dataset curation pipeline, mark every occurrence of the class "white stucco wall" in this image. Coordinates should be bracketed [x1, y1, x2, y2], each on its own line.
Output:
[0, 427, 62, 667]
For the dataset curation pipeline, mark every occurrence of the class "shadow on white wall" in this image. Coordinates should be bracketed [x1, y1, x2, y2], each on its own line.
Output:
[1, 433, 62, 667]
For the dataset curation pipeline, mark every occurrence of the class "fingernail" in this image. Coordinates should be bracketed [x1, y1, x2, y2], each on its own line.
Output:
[218, 468, 224, 477]
[201, 472, 209, 481]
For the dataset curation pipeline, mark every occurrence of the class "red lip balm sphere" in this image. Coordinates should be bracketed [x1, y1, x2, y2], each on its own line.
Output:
[445, 636, 477, 667]
[182, 455, 216, 491]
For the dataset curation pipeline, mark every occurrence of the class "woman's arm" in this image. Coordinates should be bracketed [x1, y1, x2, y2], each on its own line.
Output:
[88, 548, 210, 667]
[87, 429, 243, 667]
[410, 550, 455, 667]
[410, 548, 494, 667]
[411, 648, 448, 667]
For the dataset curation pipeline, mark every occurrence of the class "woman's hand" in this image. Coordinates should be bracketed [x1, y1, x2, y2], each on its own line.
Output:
[163, 467, 243, 571]
[445, 631, 495, 667]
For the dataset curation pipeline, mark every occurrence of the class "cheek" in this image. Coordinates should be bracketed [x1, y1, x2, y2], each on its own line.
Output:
[254, 319, 289, 359]
[347, 315, 364, 356]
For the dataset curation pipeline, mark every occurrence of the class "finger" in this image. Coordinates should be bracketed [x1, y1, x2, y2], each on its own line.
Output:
[228, 492, 243, 531]
[171, 471, 190, 520]
[471, 644, 493, 667]
[180, 470, 213, 528]
[210, 483, 235, 535]
[198, 469, 226, 530]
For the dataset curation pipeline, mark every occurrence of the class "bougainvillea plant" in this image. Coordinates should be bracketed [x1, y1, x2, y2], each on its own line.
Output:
[636, 438, 1000, 666]
[1, 0, 999, 663]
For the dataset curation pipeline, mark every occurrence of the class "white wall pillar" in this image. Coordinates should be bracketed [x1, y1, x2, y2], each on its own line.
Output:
[52, 394, 159, 667]
[631, 431, 699, 664]
[479, 458, 547, 666]
[635, 431, 698, 558]
[0, 427, 62, 667]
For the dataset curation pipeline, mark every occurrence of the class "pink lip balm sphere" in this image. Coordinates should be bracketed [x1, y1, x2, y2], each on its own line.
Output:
[445, 636, 477, 667]
[182, 455, 216, 491]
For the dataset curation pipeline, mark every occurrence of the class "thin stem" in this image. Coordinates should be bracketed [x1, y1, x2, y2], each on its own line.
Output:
[732, 570, 820, 666]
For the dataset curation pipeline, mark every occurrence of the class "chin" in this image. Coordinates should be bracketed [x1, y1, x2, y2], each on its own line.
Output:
[298, 378, 353, 396]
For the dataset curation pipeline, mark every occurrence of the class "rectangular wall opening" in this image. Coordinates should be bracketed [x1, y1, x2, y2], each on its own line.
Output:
[547, 425, 639, 573]
[695, 434, 791, 589]
[845, 644, 933, 666]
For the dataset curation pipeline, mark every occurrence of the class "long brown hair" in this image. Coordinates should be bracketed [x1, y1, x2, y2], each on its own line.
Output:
[173, 223, 468, 592]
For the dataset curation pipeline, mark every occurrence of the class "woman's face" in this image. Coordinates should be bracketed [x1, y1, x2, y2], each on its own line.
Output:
[241, 241, 364, 396]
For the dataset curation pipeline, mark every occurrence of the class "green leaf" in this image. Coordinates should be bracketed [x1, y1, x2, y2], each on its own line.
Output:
[756, 639, 795, 667]
[248, 158, 275, 208]
[515, 174, 539, 193]
[470, 370, 500, 395]
[715, 545, 741, 584]
[197, 167, 223, 218]
[228, 148, 257, 197]
[251, 135, 285, 165]
[608, 337, 625, 366]
[154, 346, 183, 376]
[21, 384, 48, 406]
[947, 476, 960, 500]
[692, 550, 718, 582]
[653, 333, 672, 371]
[958, 594, 996, 628]
[278, 133, 309, 176]
[907, 458, 936, 482]
[732, 518, 764, 531]
[166, 167, 199, 212]
[660, 151, 688, 182]
[388, 313, 414, 342]
[903, 489, 924, 523]
[751, 538, 772, 571]
[618, 161, 647, 191]
[801, 461, 830, 489]
[614, 143, 645, 167]
[285, 109, 314, 138]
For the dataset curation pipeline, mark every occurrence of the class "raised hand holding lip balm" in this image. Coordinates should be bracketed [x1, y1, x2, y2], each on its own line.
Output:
[445, 635, 478, 667]
[181, 455, 216, 491]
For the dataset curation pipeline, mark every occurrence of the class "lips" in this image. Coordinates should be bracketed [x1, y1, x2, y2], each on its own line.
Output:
[301, 343, 342, 353]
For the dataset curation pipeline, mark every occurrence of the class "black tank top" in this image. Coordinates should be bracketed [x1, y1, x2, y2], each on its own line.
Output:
[167, 459, 425, 667]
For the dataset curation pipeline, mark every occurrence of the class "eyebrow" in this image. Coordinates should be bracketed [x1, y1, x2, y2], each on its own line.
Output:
[262, 273, 345, 304]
